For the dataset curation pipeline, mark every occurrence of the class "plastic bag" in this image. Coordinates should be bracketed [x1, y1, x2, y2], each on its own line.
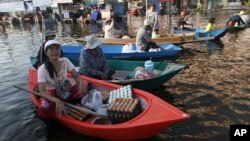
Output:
[122, 42, 133, 53]
[122, 35, 130, 39]
[81, 89, 103, 112]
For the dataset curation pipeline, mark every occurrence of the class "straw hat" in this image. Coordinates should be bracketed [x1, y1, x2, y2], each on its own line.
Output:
[44, 40, 61, 51]
[84, 34, 104, 50]
[143, 19, 152, 26]
[239, 10, 246, 15]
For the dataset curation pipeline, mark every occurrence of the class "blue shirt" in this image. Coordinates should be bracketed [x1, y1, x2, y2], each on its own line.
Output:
[79, 47, 109, 78]
[226, 15, 245, 26]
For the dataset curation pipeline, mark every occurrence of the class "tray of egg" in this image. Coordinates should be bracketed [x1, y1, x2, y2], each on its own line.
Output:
[108, 85, 133, 104]
[65, 103, 92, 121]
[107, 98, 142, 120]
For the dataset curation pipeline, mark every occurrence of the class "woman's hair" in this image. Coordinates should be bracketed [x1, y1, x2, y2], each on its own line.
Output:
[44, 44, 60, 79]
[149, 3, 156, 9]
[45, 60, 57, 79]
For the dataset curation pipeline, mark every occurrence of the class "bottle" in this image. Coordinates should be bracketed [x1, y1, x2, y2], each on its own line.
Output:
[144, 60, 154, 73]
[144, 60, 154, 78]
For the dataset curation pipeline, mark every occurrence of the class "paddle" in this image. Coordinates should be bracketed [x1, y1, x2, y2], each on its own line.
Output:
[13, 85, 108, 118]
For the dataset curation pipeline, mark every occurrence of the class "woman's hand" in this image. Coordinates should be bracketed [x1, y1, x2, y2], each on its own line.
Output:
[54, 98, 65, 115]
[78, 80, 89, 96]
[100, 73, 107, 80]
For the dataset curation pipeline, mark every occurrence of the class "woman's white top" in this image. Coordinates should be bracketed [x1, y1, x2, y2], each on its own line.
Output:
[38, 57, 76, 90]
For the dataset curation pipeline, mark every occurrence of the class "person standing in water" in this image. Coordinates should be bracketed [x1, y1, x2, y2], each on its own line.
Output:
[145, 3, 159, 38]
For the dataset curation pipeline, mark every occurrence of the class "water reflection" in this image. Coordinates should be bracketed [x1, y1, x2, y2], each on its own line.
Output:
[206, 40, 224, 49]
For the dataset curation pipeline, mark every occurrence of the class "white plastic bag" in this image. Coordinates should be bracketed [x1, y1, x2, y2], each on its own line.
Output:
[81, 89, 103, 111]
[122, 35, 130, 39]
[122, 42, 133, 53]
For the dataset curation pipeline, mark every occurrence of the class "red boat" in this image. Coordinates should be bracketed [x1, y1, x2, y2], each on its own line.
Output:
[28, 69, 190, 140]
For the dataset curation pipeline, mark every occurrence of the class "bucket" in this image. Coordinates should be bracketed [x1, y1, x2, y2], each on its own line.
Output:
[144, 60, 154, 73]
[92, 117, 111, 125]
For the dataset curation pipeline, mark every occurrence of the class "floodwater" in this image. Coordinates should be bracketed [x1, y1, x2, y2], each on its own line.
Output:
[0, 10, 250, 141]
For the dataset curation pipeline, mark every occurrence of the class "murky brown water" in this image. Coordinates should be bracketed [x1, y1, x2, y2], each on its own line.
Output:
[0, 10, 249, 141]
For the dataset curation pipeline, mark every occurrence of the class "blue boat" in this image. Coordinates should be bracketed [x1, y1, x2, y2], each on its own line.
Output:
[62, 43, 182, 60]
[194, 28, 228, 39]
[173, 27, 228, 39]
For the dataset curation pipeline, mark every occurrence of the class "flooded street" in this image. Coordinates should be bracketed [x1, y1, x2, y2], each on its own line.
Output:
[0, 10, 250, 141]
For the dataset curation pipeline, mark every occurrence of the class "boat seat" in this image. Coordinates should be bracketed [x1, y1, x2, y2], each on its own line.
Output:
[112, 70, 132, 80]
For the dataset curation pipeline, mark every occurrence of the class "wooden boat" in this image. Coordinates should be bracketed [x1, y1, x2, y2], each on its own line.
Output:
[173, 27, 228, 39]
[62, 43, 182, 60]
[68, 58, 188, 91]
[76, 33, 214, 45]
[28, 69, 190, 140]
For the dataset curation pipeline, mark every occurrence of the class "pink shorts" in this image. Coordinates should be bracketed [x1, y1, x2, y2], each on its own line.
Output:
[37, 84, 82, 119]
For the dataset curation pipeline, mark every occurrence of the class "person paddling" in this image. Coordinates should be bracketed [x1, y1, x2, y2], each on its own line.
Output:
[136, 19, 161, 52]
[226, 14, 246, 27]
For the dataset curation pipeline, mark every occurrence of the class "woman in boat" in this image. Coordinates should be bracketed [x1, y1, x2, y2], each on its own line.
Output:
[205, 17, 216, 32]
[38, 40, 88, 119]
[226, 14, 246, 27]
[177, 11, 193, 30]
[103, 18, 122, 39]
[34, 30, 58, 69]
[136, 19, 161, 52]
[146, 3, 159, 37]
[79, 34, 113, 80]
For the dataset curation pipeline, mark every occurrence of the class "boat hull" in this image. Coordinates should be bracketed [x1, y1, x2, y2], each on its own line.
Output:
[28, 69, 190, 140]
[194, 28, 228, 39]
[62, 43, 182, 60]
[173, 27, 228, 39]
[69, 58, 187, 91]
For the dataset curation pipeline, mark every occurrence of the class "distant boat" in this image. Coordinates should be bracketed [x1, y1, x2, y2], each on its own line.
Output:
[173, 27, 197, 34]
[67, 58, 188, 91]
[173, 27, 228, 39]
[62, 43, 182, 60]
[76, 33, 214, 45]
[28, 69, 190, 140]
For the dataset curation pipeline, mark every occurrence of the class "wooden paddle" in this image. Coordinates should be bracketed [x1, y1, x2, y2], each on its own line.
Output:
[13, 85, 108, 118]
